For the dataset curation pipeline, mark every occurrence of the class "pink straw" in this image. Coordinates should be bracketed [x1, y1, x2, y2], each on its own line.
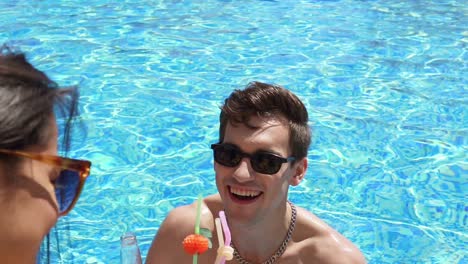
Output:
[219, 211, 231, 246]
[214, 211, 233, 264]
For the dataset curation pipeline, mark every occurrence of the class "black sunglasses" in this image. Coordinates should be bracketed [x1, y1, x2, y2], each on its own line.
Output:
[211, 143, 295, 175]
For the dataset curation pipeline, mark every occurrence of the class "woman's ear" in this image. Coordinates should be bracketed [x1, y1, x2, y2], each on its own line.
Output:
[289, 158, 307, 186]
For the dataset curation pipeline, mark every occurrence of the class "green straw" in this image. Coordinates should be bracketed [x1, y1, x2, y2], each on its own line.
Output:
[193, 194, 203, 264]
[195, 194, 202, 234]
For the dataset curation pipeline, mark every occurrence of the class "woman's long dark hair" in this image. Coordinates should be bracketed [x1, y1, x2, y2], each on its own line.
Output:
[0, 44, 79, 153]
[0, 44, 80, 263]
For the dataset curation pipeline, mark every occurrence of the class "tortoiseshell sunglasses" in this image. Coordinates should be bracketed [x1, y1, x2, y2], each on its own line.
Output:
[0, 149, 91, 216]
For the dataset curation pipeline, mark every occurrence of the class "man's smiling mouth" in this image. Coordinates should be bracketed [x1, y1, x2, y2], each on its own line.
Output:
[229, 186, 262, 201]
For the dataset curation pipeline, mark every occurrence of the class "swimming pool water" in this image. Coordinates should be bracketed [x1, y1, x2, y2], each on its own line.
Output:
[0, 0, 466, 263]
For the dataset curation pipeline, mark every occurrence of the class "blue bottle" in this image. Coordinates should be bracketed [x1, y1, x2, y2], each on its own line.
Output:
[120, 232, 142, 264]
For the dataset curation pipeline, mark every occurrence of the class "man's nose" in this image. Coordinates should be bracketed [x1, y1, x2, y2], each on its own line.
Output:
[232, 158, 255, 183]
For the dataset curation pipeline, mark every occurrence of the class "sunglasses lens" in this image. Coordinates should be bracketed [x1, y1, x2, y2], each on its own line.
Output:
[54, 169, 80, 214]
[213, 145, 242, 167]
[251, 153, 283, 174]
[212, 144, 288, 175]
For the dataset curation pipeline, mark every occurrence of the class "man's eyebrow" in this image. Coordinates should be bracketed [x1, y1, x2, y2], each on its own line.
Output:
[223, 142, 284, 156]
[256, 148, 285, 156]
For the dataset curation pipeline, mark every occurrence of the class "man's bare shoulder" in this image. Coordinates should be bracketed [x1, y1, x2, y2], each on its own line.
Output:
[145, 194, 221, 264]
[291, 206, 367, 264]
[159, 194, 221, 231]
[160, 203, 198, 230]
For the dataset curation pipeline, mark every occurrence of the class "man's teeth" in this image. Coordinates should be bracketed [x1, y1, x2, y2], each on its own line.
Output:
[230, 187, 261, 197]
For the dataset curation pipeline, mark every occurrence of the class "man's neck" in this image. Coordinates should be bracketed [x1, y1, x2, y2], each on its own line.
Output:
[228, 201, 292, 263]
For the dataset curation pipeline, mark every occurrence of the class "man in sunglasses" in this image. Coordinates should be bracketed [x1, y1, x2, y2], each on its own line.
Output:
[147, 82, 366, 263]
[0, 45, 91, 263]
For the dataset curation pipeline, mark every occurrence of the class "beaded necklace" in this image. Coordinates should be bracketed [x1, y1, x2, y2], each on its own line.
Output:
[230, 201, 297, 264]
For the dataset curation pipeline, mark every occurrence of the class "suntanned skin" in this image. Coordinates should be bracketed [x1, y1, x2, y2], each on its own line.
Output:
[146, 116, 366, 264]
[0, 115, 61, 263]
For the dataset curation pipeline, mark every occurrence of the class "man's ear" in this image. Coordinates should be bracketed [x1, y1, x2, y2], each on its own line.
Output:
[289, 158, 307, 186]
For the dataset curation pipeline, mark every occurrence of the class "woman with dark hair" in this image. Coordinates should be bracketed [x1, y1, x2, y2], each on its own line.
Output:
[0, 45, 92, 263]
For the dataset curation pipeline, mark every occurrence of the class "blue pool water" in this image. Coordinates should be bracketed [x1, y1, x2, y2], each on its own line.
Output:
[1, 0, 466, 263]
